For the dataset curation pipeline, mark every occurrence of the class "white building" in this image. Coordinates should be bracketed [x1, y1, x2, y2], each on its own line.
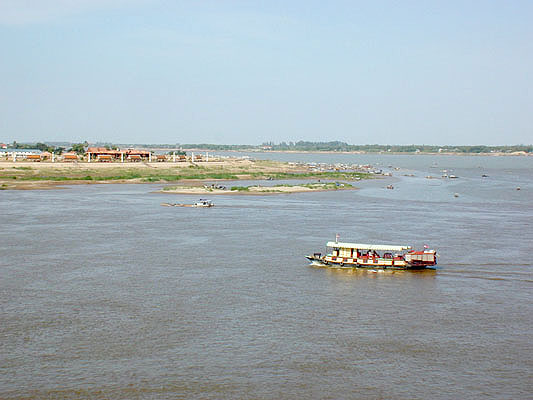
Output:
[0, 149, 42, 159]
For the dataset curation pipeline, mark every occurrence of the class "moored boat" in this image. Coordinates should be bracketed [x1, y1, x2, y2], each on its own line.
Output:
[307, 239, 437, 270]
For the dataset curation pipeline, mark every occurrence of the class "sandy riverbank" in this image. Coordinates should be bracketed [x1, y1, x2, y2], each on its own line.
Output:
[0, 159, 370, 190]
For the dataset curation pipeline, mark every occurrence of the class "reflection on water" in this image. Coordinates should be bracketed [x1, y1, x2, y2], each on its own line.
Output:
[1, 154, 532, 399]
[310, 264, 438, 280]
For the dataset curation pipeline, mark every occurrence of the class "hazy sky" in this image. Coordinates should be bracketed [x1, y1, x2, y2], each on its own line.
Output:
[1, 0, 532, 145]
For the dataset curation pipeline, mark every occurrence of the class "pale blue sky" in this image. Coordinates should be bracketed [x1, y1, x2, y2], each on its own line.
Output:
[1, 0, 531, 145]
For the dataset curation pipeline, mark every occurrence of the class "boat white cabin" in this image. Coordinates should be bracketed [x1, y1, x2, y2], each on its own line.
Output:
[193, 199, 214, 207]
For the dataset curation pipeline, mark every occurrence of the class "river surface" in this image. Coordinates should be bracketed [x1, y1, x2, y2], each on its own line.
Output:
[1, 153, 532, 399]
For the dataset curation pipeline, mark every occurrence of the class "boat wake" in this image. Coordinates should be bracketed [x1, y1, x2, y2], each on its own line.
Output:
[309, 260, 326, 267]
[438, 268, 532, 283]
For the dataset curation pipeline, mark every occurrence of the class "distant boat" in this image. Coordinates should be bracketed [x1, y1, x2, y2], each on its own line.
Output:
[193, 199, 214, 207]
[161, 199, 214, 208]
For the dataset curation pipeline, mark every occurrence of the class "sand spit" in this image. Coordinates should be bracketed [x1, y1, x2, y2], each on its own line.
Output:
[160, 182, 358, 195]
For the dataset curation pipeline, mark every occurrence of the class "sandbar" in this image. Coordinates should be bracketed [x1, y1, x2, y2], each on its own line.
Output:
[160, 182, 357, 195]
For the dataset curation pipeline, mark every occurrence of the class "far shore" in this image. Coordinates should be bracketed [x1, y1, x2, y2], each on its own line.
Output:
[177, 148, 532, 157]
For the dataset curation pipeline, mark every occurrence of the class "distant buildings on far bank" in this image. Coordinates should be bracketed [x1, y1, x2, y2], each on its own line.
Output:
[1, 148, 42, 157]
[0, 145, 210, 163]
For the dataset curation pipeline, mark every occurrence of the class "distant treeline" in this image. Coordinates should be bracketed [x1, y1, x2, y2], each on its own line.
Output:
[179, 144, 259, 151]
[7, 141, 532, 154]
[182, 141, 533, 153]
[9, 141, 66, 154]
[8, 141, 89, 154]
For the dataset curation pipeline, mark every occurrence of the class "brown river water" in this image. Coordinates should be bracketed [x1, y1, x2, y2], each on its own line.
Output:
[1, 154, 532, 399]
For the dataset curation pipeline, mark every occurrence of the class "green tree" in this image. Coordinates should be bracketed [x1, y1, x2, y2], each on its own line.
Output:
[70, 143, 86, 154]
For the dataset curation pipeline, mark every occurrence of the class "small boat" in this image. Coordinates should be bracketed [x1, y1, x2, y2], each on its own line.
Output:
[193, 199, 214, 207]
[306, 239, 437, 270]
[386, 184, 394, 189]
[161, 199, 214, 208]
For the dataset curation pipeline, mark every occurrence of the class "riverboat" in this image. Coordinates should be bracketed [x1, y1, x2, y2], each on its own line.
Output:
[307, 240, 437, 270]
[161, 199, 214, 208]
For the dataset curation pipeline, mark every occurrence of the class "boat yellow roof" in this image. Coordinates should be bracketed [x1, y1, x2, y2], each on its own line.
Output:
[326, 242, 412, 251]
